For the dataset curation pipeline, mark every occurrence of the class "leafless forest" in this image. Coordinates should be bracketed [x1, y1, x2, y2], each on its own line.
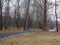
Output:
[0, 0, 60, 32]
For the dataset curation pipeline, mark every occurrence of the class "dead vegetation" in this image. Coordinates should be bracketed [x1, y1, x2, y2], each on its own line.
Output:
[0, 32, 60, 45]
[0, 27, 24, 34]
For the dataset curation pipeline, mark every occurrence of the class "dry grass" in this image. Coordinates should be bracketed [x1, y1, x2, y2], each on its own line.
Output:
[0, 27, 24, 34]
[0, 32, 60, 45]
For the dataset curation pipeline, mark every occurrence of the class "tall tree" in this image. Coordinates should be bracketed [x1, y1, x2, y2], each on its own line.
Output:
[24, 0, 30, 30]
[4, 0, 10, 29]
[0, 0, 3, 30]
[15, 0, 20, 29]
[43, 0, 47, 31]
[55, 0, 58, 32]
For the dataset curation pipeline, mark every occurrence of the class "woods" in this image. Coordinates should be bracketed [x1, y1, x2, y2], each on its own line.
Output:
[0, 0, 60, 32]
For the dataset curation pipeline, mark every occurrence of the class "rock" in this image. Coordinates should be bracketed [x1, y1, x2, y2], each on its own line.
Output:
[48, 28, 56, 32]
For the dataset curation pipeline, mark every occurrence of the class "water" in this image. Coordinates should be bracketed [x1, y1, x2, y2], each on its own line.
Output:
[0, 32, 25, 38]
[0, 29, 37, 38]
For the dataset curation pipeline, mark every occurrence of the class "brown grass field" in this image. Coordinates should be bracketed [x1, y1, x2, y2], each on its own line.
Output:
[0, 31, 60, 45]
[0, 27, 24, 34]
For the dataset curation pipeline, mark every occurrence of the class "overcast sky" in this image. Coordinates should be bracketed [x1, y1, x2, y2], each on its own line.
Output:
[9, 0, 60, 21]
[3, 0, 60, 21]
[47, 0, 60, 21]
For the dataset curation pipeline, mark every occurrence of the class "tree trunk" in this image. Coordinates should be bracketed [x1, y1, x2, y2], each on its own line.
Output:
[16, 0, 20, 29]
[0, 0, 3, 30]
[43, 0, 47, 31]
[55, 0, 58, 32]
[24, 0, 30, 30]
[4, 0, 10, 29]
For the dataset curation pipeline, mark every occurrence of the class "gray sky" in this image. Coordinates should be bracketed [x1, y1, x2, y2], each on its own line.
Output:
[48, 0, 60, 21]
[3, 0, 60, 21]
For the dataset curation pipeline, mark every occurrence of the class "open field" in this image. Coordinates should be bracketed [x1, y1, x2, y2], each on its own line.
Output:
[0, 32, 60, 45]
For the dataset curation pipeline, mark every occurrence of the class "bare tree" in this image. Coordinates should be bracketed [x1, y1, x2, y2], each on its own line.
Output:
[0, 0, 3, 30]
[15, 0, 21, 29]
[24, 0, 30, 30]
[42, 0, 47, 31]
[4, 0, 10, 29]
[55, 0, 58, 32]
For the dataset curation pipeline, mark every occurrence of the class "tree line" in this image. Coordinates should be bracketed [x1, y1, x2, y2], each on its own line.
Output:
[0, 0, 60, 32]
